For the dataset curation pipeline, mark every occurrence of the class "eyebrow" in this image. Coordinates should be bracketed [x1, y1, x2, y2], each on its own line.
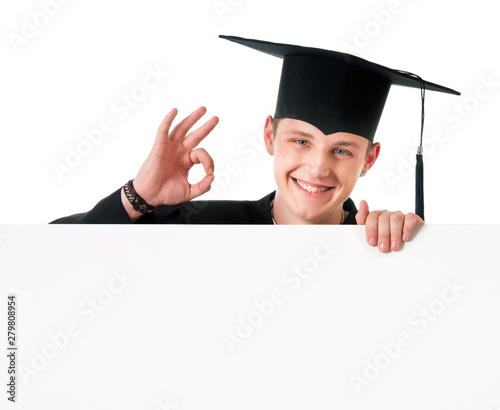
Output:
[284, 129, 362, 150]
[335, 140, 362, 150]
[284, 129, 316, 139]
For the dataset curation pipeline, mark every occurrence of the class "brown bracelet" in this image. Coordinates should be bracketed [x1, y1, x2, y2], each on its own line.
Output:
[123, 179, 156, 215]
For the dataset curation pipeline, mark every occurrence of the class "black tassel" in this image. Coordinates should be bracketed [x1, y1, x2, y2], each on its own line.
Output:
[415, 150, 424, 221]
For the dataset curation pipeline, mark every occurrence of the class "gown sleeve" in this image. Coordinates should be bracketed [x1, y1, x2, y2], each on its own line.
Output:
[49, 188, 151, 224]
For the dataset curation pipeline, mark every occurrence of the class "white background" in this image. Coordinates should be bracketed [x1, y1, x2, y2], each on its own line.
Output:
[1, 0, 499, 224]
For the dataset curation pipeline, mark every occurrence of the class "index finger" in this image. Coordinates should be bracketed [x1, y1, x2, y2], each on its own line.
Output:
[154, 108, 178, 145]
[183, 115, 219, 151]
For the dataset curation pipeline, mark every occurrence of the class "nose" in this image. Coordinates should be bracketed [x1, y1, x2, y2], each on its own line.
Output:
[304, 148, 331, 178]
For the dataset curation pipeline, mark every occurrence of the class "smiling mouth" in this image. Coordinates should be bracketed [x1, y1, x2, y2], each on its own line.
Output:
[292, 178, 333, 193]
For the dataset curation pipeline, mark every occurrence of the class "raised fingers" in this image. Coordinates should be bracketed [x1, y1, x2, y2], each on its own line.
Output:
[169, 106, 208, 141]
[183, 115, 219, 151]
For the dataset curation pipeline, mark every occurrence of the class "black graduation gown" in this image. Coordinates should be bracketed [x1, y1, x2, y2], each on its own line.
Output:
[50, 188, 358, 225]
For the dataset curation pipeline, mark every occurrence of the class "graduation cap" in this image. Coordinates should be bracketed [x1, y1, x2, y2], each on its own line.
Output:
[219, 35, 460, 221]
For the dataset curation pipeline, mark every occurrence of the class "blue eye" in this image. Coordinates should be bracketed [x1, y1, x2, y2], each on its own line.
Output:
[335, 148, 347, 155]
[296, 140, 307, 146]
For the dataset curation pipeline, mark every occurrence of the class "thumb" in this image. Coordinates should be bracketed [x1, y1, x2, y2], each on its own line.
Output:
[356, 200, 370, 225]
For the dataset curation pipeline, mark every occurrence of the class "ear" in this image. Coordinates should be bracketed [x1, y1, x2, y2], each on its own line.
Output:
[362, 142, 381, 174]
[264, 115, 274, 156]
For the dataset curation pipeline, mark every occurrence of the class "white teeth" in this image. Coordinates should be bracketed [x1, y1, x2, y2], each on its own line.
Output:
[295, 179, 331, 193]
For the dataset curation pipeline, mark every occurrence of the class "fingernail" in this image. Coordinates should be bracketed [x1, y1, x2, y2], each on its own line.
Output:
[379, 243, 388, 252]
[391, 240, 397, 250]
[368, 237, 377, 246]
[208, 167, 214, 174]
[402, 233, 408, 241]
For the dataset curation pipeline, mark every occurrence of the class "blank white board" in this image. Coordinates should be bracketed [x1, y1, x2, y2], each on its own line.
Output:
[1, 225, 499, 409]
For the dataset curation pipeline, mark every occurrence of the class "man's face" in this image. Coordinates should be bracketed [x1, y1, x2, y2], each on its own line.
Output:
[264, 117, 380, 224]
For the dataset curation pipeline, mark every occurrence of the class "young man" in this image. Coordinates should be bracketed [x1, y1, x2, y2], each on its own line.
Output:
[51, 36, 460, 253]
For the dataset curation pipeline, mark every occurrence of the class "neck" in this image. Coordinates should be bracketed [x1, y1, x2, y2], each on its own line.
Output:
[271, 192, 344, 225]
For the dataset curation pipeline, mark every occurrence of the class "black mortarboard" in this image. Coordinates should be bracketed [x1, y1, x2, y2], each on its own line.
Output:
[219, 35, 460, 220]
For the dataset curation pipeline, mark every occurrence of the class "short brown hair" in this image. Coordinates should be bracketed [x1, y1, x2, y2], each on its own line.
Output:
[272, 117, 282, 135]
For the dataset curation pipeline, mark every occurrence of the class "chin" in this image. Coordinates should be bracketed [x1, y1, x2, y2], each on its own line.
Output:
[291, 191, 347, 224]
[291, 202, 334, 223]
